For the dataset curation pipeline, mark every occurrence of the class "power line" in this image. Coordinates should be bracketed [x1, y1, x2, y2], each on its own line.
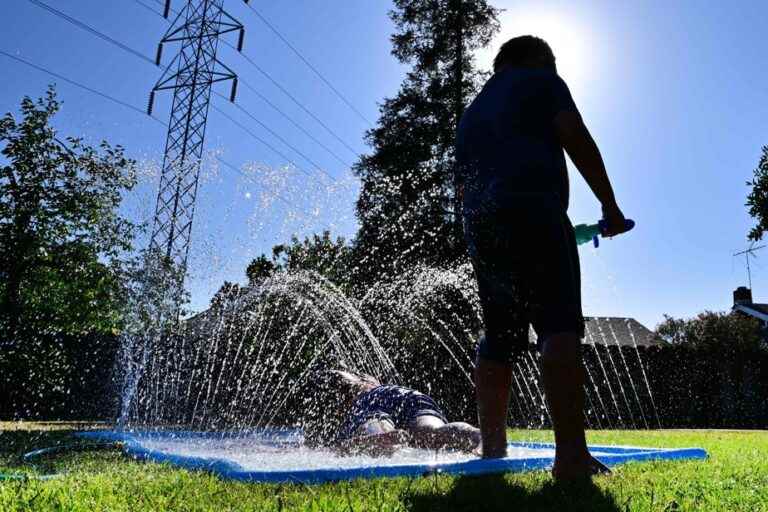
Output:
[242, 3, 372, 126]
[0, 50, 160, 121]
[31, 0, 343, 188]
[0, 49, 325, 231]
[234, 48, 361, 158]
[238, 80, 350, 167]
[211, 104, 330, 188]
[134, 0, 361, 159]
[132, 0, 165, 16]
[214, 91, 336, 182]
[216, 156, 294, 208]
[26, 0, 155, 65]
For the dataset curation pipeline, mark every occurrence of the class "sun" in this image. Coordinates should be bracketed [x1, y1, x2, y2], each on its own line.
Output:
[476, 7, 589, 90]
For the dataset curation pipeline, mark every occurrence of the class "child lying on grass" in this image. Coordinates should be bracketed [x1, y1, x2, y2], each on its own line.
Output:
[320, 370, 481, 457]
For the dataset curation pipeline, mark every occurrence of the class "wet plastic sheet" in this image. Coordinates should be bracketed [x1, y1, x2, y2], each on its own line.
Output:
[78, 430, 707, 484]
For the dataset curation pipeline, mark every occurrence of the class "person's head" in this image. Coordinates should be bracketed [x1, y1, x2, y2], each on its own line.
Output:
[304, 369, 380, 441]
[493, 35, 556, 73]
[324, 370, 380, 404]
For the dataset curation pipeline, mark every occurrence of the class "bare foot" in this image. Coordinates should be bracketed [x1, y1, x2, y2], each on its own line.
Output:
[552, 455, 611, 481]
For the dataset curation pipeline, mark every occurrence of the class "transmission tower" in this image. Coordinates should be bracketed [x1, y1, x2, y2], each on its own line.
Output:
[147, 0, 244, 294]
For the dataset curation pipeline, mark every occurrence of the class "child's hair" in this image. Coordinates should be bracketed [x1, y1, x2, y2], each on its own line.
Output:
[325, 370, 380, 396]
[493, 35, 556, 73]
[300, 369, 381, 445]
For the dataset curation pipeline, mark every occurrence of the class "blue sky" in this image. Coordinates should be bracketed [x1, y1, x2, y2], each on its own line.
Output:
[1, 0, 765, 329]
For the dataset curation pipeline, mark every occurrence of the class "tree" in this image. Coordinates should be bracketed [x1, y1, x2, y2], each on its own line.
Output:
[747, 146, 768, 241]
[656, 311, 764, 352]
[270, 231, 352, 286]
[245, 254, 277, 285]
[0, 87, 138, 337]
[352, 0, 500, 283]
[210, 230, 352, 305]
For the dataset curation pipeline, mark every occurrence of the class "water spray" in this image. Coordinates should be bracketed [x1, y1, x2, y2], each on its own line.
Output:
[574, 219, 636, 248]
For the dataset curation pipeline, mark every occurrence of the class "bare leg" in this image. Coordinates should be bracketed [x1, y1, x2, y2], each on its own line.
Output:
[475, 356, 513, 458]
[540, 332, 609, 479]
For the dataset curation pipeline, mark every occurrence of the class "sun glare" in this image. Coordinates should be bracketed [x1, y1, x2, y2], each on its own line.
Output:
[477, 8, 589, 90]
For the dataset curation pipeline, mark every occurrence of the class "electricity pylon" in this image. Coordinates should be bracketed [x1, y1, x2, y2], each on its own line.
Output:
[147, 0, 244, 303]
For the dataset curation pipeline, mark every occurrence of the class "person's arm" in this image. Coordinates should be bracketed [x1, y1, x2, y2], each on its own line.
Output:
[335, 429, 410, 457]
[554, 111, 628, 236]
[332, 417, 410, 457]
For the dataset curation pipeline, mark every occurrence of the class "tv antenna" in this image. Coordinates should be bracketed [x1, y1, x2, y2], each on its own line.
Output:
[734, 243, 766, 290]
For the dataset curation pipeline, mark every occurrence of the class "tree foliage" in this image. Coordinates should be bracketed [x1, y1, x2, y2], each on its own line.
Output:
[656, 311, 765, 352]
[210, 231, 352, 307]
[0, 87, 138, 337]
[747, 146, 768, 241]
[352, 0, 500, 283]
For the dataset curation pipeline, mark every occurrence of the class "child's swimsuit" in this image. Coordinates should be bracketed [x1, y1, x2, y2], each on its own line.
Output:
[336, 385, 447, 441]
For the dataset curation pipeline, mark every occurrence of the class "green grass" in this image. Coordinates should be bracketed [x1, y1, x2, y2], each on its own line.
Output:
[1, 423, 767, 511]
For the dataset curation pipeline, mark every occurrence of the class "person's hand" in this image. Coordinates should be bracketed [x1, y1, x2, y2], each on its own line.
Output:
[601, 202, 628, 237]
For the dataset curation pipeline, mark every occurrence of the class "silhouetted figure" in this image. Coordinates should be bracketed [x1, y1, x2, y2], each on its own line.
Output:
[456, 35, 629, 479]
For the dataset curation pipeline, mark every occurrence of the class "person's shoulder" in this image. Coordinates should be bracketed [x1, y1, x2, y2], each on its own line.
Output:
[529, 69, 568, 87]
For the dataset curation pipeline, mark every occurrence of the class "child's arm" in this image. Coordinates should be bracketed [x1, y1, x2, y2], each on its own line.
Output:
[333, 418, 410, 457]
[554, 110, 627, 236]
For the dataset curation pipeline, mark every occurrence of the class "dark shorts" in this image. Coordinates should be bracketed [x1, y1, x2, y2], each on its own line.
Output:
[464, 195, 585, 363]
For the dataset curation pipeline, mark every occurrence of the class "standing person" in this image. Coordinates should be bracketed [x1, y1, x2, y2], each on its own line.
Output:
[455, 35, 630, 479]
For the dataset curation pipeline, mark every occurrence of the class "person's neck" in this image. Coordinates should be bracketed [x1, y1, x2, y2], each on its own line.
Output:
[497, 62, 554, 74]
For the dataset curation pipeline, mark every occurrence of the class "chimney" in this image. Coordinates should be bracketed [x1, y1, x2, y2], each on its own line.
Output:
[734, 286, 753, 305]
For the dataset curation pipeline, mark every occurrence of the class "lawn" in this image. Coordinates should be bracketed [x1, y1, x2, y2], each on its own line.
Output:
[1, 423, 766, 511]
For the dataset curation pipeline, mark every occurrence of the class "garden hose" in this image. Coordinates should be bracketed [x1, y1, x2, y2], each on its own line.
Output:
[0, 441, 125, 481]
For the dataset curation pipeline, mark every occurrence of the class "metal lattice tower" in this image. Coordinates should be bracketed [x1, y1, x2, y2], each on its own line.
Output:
[147, 0, 244, 288]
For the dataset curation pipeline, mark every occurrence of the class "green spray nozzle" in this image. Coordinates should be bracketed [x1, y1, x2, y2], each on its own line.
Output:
[574, 219, 635, 248]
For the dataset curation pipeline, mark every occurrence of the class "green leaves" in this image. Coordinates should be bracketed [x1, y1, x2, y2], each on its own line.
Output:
[352, 1, 500, 285]
[746, 146, 768, 242]
[0, 86, 138, 337]
[655, 311, 764, 352]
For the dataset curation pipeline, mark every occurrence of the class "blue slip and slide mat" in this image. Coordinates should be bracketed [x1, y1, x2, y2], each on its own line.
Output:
[78, 430, 707, 485]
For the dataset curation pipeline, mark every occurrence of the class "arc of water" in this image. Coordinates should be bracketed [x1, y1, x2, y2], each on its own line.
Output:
[258, 324, 339, 429]
[593, 318, 636, 428]
[523, 353, 552, 426]
[210, 296, 269, 427]
[507, 379, 528, 426]
[244, 302, 312, 423]
[224, 293, 281, 426]
[189, 296, 235, 427]
[626, 319, 662, 428]
[584, 362, 612, 429]
[582, 380, 602, 430]
[213, 308, 263, 426]
[605, 319, 649, 429]
[396, 310, 474, 385]
[252, 319, 322, 428]
[204, 294, 252, 427]
[587, 329, 624, 426]
[516, 361, 547, 427]
[511, 372, 534, 426]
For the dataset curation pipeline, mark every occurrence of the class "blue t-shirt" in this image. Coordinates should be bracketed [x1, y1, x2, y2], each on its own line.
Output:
[455, 68, 578, 213]
[336, 385, 447, 441]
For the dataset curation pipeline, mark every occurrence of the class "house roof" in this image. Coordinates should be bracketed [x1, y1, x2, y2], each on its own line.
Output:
[584, 317, 662, 347]
[733, 303, 768, 323]
[528, 316, 662, 347]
